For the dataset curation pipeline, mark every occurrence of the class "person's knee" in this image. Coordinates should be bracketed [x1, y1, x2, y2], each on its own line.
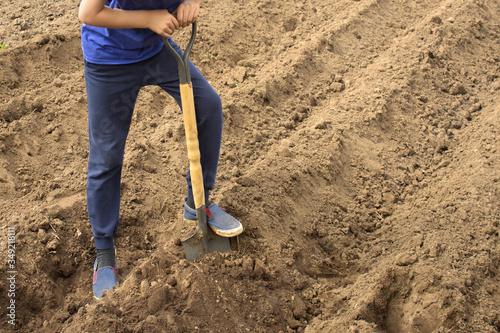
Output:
[198, 90, 222, 117]
[88, 145, 124, 178]
[210, 91, 222, 111]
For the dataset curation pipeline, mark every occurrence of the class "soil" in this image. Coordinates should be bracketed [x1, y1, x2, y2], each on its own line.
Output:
[1, 0, 499, 332]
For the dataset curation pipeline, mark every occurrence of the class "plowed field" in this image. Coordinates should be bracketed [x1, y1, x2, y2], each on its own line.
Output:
[1, 0, 499, 332]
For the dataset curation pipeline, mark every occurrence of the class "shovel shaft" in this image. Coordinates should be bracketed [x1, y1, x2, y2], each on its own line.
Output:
[180, 83, 205, 211]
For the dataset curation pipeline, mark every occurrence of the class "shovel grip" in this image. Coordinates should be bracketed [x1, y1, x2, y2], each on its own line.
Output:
[180, 83, 205, 209]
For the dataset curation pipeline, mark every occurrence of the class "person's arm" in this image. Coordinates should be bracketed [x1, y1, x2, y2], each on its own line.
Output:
[78, 0, 189, 37]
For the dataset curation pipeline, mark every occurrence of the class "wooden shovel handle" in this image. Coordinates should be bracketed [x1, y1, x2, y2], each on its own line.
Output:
[180, 83, 205, 209]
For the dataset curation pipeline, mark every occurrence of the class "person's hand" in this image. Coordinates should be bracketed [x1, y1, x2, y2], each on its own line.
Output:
[175, 0, 200, 28]
[147, 10, 180, 37]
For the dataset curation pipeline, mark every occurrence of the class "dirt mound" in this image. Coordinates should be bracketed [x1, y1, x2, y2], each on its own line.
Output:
[1, 0, 499, 332]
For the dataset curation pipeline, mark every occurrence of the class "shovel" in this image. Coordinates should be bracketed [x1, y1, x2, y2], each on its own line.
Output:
[163, 21, 231, 261]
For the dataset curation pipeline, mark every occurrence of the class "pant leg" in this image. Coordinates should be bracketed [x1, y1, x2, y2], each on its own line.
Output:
[147, 42, 223, 202]
[84, 60, 143, 250]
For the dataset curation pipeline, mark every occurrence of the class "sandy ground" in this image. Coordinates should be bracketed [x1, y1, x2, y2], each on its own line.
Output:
[0, 0, 499, 332]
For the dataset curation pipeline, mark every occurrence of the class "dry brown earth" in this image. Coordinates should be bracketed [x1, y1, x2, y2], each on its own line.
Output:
[0, 0, 499, 332]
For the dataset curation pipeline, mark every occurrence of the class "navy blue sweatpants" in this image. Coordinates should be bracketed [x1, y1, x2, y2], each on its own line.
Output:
[84, 40, 222, 250]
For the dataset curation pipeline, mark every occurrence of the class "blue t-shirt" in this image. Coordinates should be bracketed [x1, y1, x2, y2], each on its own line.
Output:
[81, 0, 182, 65]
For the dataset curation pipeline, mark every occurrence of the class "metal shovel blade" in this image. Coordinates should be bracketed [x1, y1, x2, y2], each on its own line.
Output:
[182, 206, 231, 262]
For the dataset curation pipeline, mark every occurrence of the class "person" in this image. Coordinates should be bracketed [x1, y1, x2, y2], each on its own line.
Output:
[78, 0, 243, 299]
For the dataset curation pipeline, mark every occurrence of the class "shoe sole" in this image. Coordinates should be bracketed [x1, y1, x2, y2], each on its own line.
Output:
[183, 218, 243, 238]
